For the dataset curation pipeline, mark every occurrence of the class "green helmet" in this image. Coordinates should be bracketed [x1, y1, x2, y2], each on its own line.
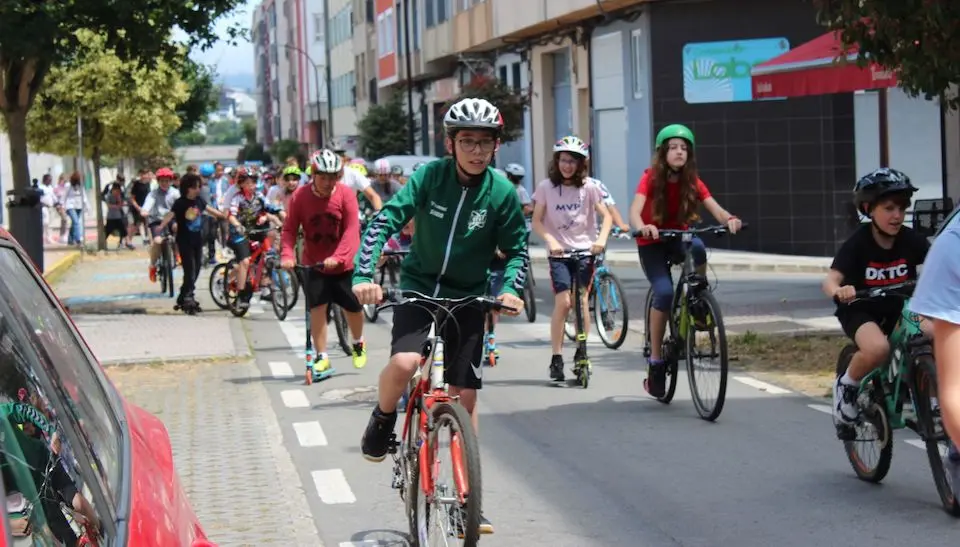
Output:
[655, 124, 695, 149]
[282, 165, 302, 177]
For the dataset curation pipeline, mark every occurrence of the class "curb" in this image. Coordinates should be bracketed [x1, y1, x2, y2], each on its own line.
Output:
[528, 255, 829, 274]
[100, 353, 249, 368]
[44, 251, 82, 285]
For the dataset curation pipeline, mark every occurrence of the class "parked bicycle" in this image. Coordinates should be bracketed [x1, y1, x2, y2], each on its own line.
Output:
[379, 289, 514, 546]
[638, 224, 745, 421]
[833, 280, 959, 515]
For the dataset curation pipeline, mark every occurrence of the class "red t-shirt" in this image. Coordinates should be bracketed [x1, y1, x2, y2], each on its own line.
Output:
[635, 169, 712, 246]
[280, 183, 360, 273]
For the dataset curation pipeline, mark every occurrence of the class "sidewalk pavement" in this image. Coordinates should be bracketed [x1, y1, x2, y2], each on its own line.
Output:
[52, 253, 252, 365]
[528, 244, 832, 274]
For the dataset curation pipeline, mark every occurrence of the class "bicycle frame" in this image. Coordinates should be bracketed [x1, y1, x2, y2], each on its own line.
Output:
[590, 252, 622, 315]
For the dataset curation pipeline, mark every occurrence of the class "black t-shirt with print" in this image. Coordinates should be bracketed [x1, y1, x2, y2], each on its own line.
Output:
[170, 197, 207, 246]
[830, 223, 930, 317]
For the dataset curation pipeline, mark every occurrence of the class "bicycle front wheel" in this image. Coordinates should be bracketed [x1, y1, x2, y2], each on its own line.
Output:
[684, 290, 728, 421]
[270, 267, 290, 321]
[162, 242, 175, 298]
[594, 272, 628, 349]
[208, 262, 231, 310]
[410, 402, 482, 547]
[643, 287, 678, 403]
[523, 276, 537, 323]
[912, 354, 960, 516]
[332, 304, 351, 355]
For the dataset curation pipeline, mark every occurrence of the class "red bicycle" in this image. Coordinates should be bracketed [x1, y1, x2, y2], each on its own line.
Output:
[224, 228, 291, 319]
[378, 289, 512, 547]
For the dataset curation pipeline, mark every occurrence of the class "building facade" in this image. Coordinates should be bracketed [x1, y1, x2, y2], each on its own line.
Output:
[327, 0, 358, 152]
[298, 0, 328, 148]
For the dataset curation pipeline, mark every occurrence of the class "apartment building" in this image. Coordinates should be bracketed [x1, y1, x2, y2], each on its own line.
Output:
[352, 0, 377, 123]
[252, 0, 327, 148]
[327, 0, 358, 152]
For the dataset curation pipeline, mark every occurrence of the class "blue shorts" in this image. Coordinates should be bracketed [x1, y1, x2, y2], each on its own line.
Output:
[488, 269, 505, 296]
[547, 256, 594, 294]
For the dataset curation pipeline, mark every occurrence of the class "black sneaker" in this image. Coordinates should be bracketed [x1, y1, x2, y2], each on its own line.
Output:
[549, 355, 565, 382]
[645, 361, 666, 398]
[361, 406, 397, 462]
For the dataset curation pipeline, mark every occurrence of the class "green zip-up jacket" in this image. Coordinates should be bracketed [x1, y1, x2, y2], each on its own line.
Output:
[353, 157, 529, 298]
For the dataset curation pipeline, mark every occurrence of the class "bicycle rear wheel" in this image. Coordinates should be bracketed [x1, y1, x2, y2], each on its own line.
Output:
[912, 354, 960, 516]
[409, 402, 481, 547]
[162, 241, 175, 298]
[643, 287, 678, 403]
[594, 272, 628, 349]
[332, 304, 351, 355]
[285, 269, 300, 310]
[208, 262, 231, 310]
[270, 267, 290, 321]
[684, 291, 728, 421]
[523, 276, 536, 323]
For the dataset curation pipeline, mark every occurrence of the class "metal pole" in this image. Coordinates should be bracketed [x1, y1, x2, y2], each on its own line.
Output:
[323, 0, 335, 145]
[76, 115, 86, 249]
[315, 64, 323, 148]
[403, 0, 415, 154]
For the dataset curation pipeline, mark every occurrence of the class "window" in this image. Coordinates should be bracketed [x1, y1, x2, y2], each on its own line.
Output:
[0, 244, 120, 542]
[498, 65, 507, 84]
[512, 62, 522, 92]
[426, 0, 435, 27]
[631, 28, 644, 99]
[438, 0, 448, 22]
[314, 14, 324, 42]
[412, 0, 420, 50]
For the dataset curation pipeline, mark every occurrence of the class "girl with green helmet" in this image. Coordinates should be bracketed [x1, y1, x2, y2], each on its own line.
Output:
[630, 123, 743, 398]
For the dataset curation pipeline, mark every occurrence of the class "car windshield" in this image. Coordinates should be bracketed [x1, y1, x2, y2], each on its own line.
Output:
[0, 245, 122, 505]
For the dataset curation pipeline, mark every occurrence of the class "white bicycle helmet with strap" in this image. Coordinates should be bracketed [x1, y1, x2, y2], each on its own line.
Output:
[443, 98, 504, 134]
[553, 136, 589, 159]
[310, 149, 343, 174]
[504, 163, 525, 177]
[373, 158, 391, 176]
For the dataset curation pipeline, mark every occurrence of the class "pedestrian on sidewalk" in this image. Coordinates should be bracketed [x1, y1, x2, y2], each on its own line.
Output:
[38, 175, 57, 244]
[126, 170, 151, 245]
[52, 174, 70, 243]
[62, 172, 88, 247]
[157, 174, 225, 310]
[102, 182, 132, 249]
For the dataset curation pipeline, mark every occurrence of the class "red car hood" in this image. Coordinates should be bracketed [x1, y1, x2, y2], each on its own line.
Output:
[123, 399, 216, 546]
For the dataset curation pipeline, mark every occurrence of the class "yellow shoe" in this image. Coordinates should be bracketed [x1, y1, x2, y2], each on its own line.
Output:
[352, 341, 367, 369]
[314, 355, 331, 372]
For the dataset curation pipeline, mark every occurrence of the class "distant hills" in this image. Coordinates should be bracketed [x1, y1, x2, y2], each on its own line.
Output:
[217, 72, 255, 92]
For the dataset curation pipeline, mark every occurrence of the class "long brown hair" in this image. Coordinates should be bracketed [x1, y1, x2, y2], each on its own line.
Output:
[547, 152, 588, 188]
[648, 145, 700, 225]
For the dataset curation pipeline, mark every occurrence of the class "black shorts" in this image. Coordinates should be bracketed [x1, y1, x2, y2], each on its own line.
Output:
[104, 218, 126, 238]
[837, 308, 901, 339]
[304, 270, 363, 313]
[227, 232, 266, 261]
[148, 221, 175, 239]
[128, 209, 144, 225]
[390, 301, 486, 390]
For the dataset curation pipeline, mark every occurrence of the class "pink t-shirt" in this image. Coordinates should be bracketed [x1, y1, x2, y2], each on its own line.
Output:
[532, 179, 603, 250]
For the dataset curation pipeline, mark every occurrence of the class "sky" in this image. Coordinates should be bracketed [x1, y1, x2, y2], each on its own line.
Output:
[190, 1, 255, 76]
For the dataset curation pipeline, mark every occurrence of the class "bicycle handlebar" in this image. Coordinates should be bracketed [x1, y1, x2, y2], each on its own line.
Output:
[833, 280, 917, 305]
[377, 288, 516, 313]
[550, 249, 597, 260]
[631, 223, 749, 239]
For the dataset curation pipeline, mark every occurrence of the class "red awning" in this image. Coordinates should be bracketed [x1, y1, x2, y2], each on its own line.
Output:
[751, 30, 897, 99]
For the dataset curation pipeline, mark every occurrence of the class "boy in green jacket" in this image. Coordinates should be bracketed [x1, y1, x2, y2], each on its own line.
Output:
[352, 97, 528, 534]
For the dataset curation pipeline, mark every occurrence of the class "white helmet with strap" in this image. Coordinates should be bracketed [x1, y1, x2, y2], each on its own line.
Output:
[553, 136, 589, 159]
[504, 163, 525, 177]
[373, 158, 391, 176]
[443, 98, 504, 134]
[309, 149, 343, 174]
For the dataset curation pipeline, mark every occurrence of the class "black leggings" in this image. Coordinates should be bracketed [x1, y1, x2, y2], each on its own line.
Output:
[178, 241, 203, 303]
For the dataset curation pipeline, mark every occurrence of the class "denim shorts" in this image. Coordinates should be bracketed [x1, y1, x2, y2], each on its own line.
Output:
[547, 256, 594, 294]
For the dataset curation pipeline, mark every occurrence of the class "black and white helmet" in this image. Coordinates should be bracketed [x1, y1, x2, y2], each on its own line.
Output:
[310, 149, 343, 174]
[443, 98, 503, 134]
[504, 163, 525, 178]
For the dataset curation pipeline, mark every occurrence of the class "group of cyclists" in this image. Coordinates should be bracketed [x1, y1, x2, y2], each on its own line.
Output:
[136, 92, 960, 533]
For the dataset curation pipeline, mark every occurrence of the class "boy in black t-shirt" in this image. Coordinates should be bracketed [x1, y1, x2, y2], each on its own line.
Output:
[158, 174, 224, 313]
[822, 168, 930, 438]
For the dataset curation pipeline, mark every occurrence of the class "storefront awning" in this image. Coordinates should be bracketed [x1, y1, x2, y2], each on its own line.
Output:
[751, 30, 897, 99]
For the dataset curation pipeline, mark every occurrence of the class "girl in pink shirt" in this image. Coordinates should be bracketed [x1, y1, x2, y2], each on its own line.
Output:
[531, 135, 612, 382]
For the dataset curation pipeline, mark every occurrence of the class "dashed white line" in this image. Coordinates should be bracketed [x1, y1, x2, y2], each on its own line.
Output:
[293, 421, 328, 447]
[312, 469, 357, 504]
[269, 361, 294, 378]
[905, 438, 947, 456]
[732, 376, 791, 395]
[279, 320, 304, 351]
[281, 389, 310, 408]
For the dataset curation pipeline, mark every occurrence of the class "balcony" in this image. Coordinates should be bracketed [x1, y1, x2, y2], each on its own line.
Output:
[423, 20, 455, 66]
[453, 0, 493, 53]
[491, 0, 642, 43]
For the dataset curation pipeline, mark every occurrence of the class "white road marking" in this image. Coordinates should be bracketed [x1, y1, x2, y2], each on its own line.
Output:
[340, 541, 389, 546]
[905, 438, 947, 456]
[808, 404, 833, 415]
[279, 320, 305, 351]
[293, 421, 328, 447]
[269, 361, 294, 378]
[312, 469, 356, 504]
[732, 376, 791, 394]
[281, 389, 310, 408]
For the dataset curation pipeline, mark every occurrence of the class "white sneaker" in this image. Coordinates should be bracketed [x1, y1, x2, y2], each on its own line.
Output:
[833, 377, 859, 423]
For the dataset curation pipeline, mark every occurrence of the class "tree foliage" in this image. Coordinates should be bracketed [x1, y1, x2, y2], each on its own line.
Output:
[204, 119, 245, 145]
[357, 91, 410, 159]
[27, 31, 188, 159]
[443, 75, 528, 143]
[815, 0, 960, 108]
[270, 139, 306, 165]
[173, 58, 220, 135]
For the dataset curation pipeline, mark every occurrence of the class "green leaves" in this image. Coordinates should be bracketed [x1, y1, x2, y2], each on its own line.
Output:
[815, 0, 960, 109]
[357, 91, 412, 159]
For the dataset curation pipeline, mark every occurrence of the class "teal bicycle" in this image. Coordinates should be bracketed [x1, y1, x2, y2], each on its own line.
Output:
[563, 231, 629, 349]
[834, 280, 960, 515]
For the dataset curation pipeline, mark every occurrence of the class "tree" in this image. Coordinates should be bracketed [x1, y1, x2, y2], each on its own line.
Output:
[205, 119, 244, 145]
[815, 0, 960, 108]
[27, 30, 188, 250]
[270, 139, 306, 165]
[171, 130, 207, 147]
[443, 75, 529, 143]
[170, 58, 219, 142]
[0, 0, 243, 266]
[357, 92, 410, 159]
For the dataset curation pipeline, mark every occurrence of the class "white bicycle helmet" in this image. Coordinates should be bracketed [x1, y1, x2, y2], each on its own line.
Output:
[553, 136, 589, 159]
[504, 163, 525, 177]
[373, 158, 391, 176]
[443, 98, 503, 134]
[310, 149, 343, 174]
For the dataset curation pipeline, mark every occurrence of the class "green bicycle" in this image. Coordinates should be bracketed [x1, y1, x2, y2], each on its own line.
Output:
[639, 225, 741, 421]
[834, 280, 960, 515]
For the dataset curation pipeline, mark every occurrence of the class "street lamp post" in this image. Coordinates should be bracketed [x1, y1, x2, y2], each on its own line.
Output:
[283, 43, 324, 149]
